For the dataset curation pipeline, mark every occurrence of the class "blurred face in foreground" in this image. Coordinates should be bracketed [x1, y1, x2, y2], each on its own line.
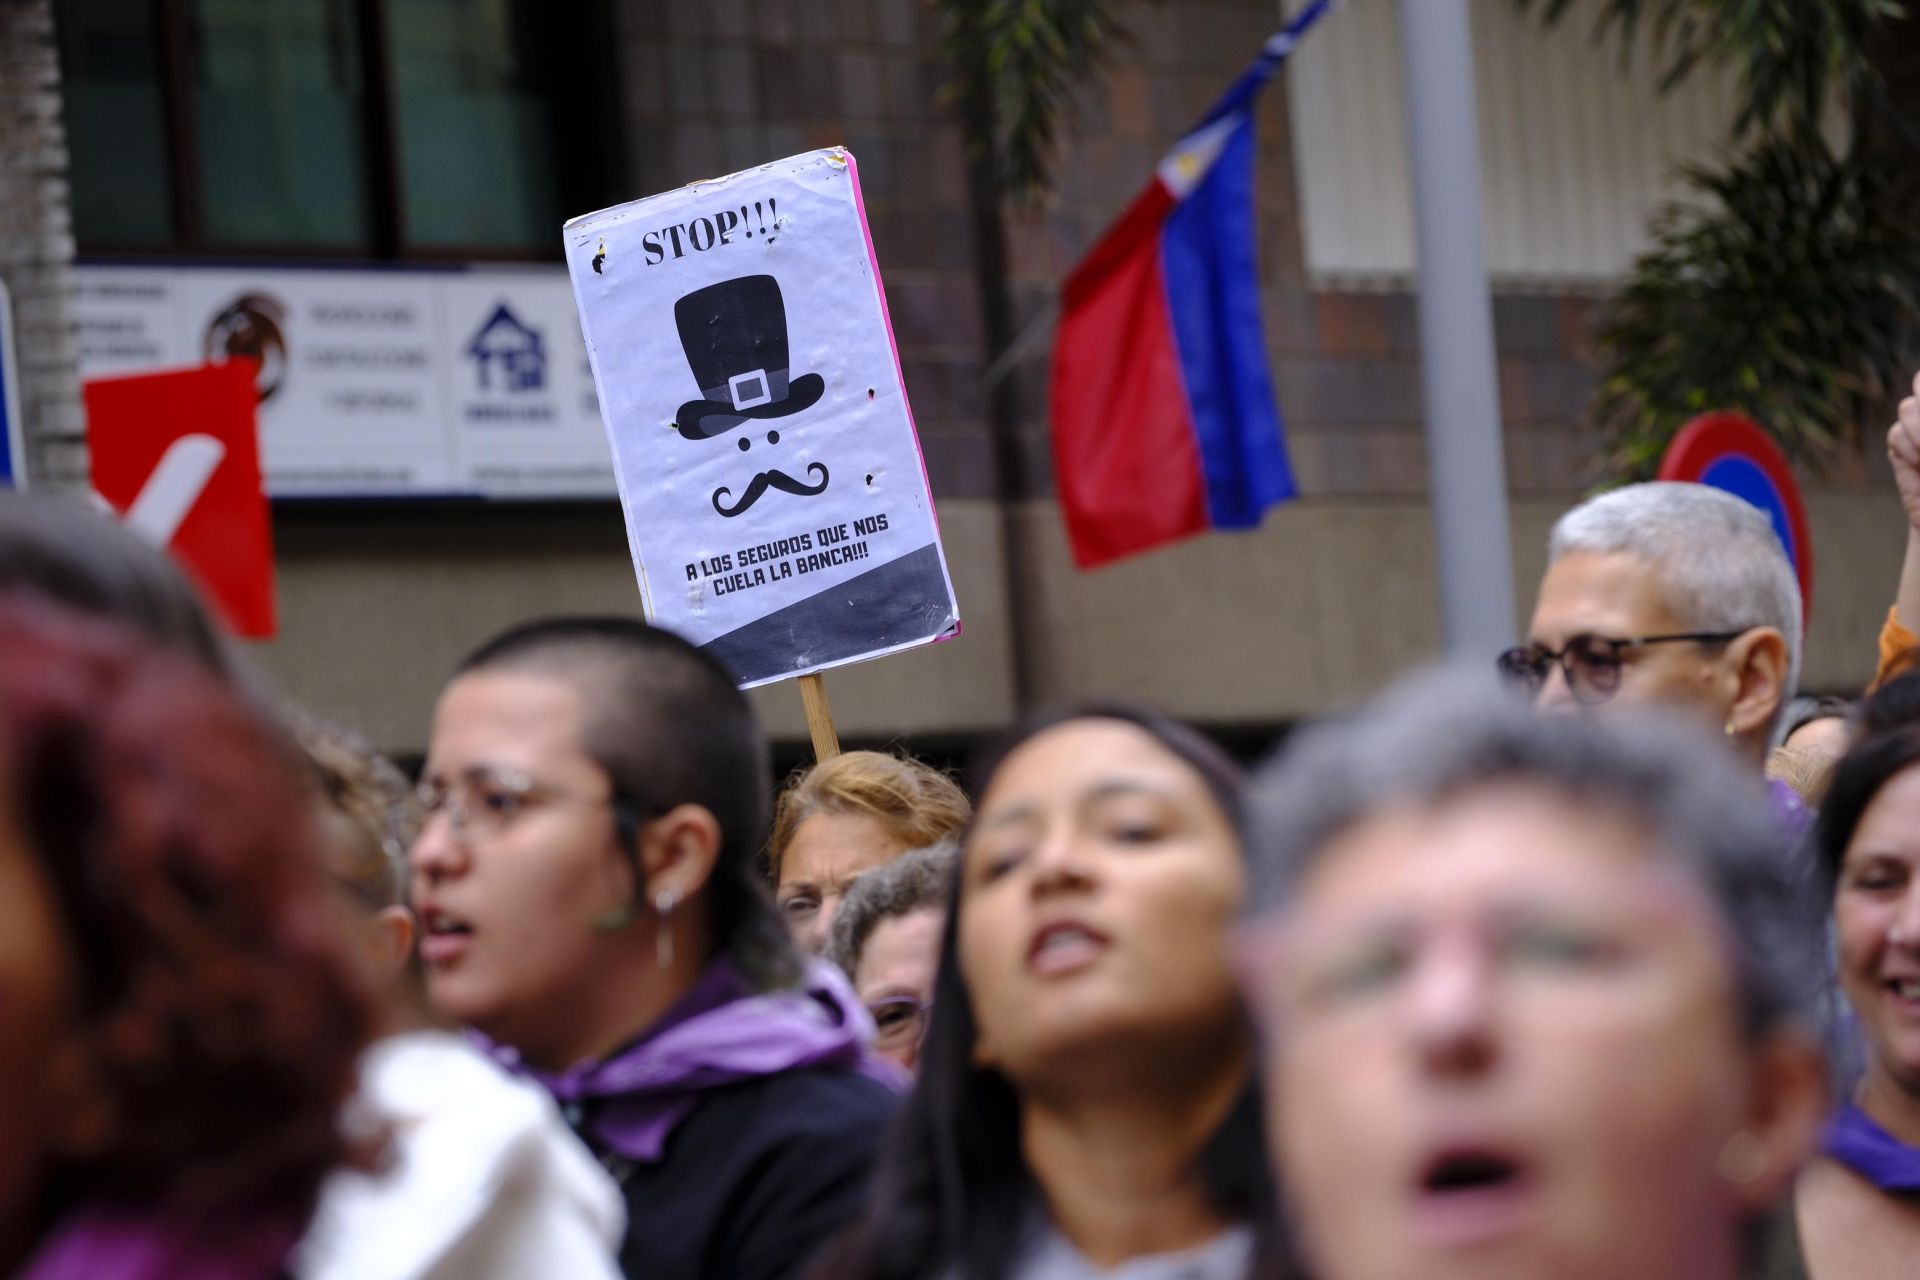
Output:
[0, 785, 76, 1268]
[1833, 762, 1920, 1100]
[1244, 783, 1814, 1280]
[959, 719, 1245, 1090]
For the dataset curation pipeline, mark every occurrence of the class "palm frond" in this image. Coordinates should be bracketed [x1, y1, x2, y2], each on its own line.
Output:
[1591, 133, 1920, 476]
[1513, 0, 1906, 136]
[934, 0, 1136, 205]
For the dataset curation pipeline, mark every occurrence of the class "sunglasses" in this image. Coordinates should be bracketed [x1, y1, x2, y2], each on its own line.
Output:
[1496, 630, 1750, 706]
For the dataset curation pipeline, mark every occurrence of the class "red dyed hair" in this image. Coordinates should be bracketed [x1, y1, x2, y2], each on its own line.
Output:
[0, 596, 377, 1221]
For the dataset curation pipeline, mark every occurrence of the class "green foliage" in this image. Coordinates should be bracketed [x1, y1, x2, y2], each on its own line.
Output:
[1516, 0, 1919, 479]
[1515, 0, 1904, 136]
[1591, 134, 1920, 475]
[933, 0, 1134, 205]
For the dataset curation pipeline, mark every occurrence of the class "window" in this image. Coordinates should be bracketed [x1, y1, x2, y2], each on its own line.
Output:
[1284, 0, 1747, 289]
[57, 0, 175, 244]
[55, 0, 622, 258]
[193, 0, 374, 248]
[387, 0, 572, 250]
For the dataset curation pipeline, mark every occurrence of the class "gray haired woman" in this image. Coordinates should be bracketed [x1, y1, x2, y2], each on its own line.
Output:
[1240, 669, 1830, 1280]
[827, 842, 957, 1075]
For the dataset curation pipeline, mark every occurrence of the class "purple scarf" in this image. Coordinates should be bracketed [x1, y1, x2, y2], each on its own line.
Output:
[478, 958, 907, 1164]
[18, 1206, 297, 1280]
[1767, 776, 1813, 839]
[1823, 1100, 1920, 1193]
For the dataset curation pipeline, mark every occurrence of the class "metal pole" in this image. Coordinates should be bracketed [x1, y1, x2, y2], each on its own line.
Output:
[1397, 0, 1517, 656]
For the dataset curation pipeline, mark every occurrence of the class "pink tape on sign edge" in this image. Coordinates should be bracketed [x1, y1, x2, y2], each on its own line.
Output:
[844, 149, 962, 643]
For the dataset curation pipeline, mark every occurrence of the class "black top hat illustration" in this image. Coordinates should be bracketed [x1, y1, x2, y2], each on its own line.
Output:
[673, 274, 824, 439]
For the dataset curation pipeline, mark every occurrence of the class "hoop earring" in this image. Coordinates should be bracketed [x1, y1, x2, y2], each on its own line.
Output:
[655, 889, 677, 970]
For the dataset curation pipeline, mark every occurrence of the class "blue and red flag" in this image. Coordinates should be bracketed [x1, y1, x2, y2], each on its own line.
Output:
[1049, 1, 1332, 569]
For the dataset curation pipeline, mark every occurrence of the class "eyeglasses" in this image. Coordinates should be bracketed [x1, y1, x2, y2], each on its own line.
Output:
[1243, 890, 1680, 1033]
[415, 766, 613, 842]
[1495, 630, 1751, 706]
[865, 995, 933, 1051]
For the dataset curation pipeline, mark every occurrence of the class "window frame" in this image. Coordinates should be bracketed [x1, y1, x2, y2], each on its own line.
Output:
[64, 0, 627, 263]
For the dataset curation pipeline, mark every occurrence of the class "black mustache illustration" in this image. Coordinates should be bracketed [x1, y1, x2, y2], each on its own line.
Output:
[712, 462, 830, 517]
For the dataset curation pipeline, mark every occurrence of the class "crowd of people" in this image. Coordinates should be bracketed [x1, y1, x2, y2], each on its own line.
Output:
[7, 383, 1920, 1279]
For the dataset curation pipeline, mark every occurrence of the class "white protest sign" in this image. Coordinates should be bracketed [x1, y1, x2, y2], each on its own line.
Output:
[563, 148, 961, 688]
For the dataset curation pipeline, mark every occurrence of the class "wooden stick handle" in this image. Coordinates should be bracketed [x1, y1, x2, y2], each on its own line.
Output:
[798, 673, 841, 761]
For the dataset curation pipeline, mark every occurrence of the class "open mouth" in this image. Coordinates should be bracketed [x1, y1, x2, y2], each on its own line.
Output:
[418, 909, 474, 965]
[1424, 1150, 1523, 1194]
[423, 908, 471, 936]
[1412, 1146, 1535, 1245]
[1887, 979, 1920, 1004]
[1027, 921, 1111, 976]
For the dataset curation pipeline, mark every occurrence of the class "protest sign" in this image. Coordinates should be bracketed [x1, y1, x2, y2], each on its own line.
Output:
[86, 362, 277, 638]
[563, 148, 961, 688]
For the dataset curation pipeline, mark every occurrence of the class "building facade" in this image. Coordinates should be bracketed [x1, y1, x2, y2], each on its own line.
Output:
[4, 0, 1899, 756]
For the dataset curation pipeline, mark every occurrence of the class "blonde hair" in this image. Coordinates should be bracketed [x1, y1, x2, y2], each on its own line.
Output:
[767, 750, 970, 883]
[294, 715, 422, 910]
[1767, 744, 1840, 808]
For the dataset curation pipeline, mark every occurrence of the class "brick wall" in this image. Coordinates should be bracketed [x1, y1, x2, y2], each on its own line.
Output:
[1275, 291, 1606, 497]
[0, 0, 85, 491]
[607, 0, 1614, 508]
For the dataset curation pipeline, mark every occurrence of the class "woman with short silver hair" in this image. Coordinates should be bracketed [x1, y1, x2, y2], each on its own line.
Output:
[1241, 669, 1829, 1280]
[1504, 482, 1807, 829]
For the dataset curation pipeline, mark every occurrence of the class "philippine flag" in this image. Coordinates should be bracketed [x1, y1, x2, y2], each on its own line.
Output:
[1049, 1, 1331, 569]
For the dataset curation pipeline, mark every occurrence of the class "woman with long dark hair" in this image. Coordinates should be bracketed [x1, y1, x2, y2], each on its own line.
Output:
[817, 705, 1289, 1280]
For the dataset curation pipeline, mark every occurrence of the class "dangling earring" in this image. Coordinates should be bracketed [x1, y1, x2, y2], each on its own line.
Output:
[655, 889, 677, 969]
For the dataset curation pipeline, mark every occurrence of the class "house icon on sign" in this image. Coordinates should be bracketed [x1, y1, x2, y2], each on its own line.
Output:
[466, 303, 546, 393]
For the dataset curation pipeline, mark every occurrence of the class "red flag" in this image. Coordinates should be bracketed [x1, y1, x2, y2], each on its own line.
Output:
[1049, 6, 1333, 568]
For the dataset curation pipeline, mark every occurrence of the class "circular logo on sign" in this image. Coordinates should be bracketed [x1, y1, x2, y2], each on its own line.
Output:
[204, 293, 288, 403]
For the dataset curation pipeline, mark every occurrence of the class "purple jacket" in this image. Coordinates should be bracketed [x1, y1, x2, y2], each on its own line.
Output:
[18, 1207, 297, 1280]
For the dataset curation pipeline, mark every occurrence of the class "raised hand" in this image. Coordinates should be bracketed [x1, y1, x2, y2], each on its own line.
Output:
[1889, 371, 1920, 534]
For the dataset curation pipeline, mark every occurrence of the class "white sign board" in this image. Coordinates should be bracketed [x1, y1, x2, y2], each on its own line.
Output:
[73, 264, 613, 497]
[564, 148, 961, 687]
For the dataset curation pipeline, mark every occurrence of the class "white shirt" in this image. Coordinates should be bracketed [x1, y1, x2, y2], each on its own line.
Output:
[1011, 1224, 1256, 1280]
[293, 1031, 626, 1280]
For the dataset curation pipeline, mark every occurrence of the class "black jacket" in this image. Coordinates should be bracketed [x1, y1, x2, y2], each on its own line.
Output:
[573, 1065, 899, 1280]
